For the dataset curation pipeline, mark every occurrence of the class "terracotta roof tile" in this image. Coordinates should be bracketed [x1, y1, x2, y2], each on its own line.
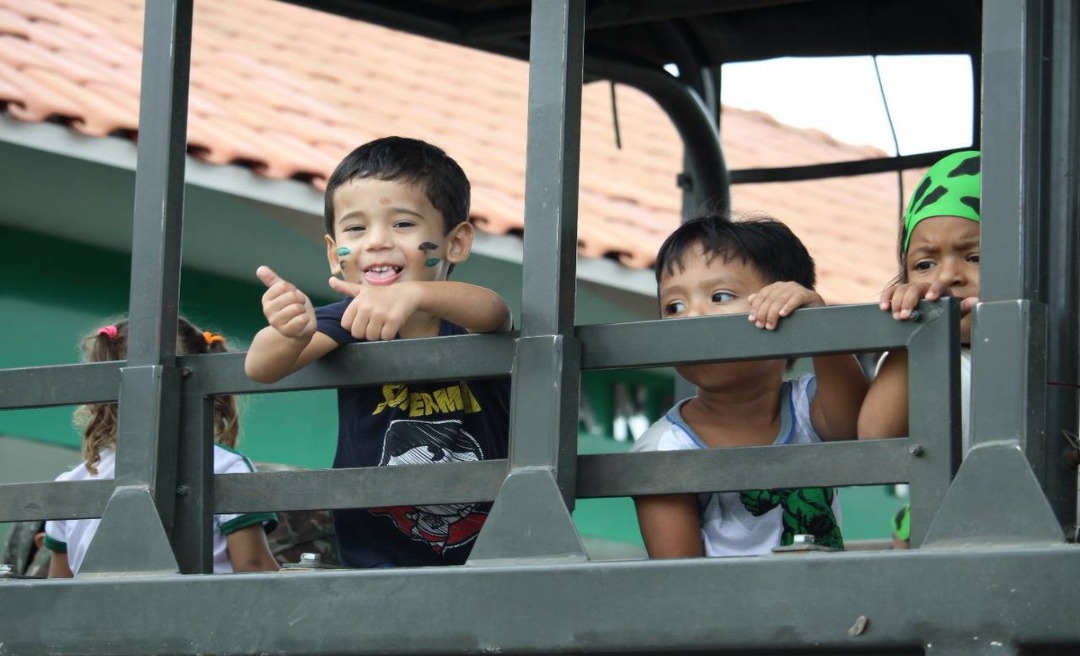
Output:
[0, 0, 918, 303]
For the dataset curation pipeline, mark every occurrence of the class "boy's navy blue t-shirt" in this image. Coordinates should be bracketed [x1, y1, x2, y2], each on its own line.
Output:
[315, 298, 511, 568]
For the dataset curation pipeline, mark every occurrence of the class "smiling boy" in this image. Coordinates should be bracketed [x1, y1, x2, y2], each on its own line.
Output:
[245, 137, 512, 568]
[632, 213, 867, 558]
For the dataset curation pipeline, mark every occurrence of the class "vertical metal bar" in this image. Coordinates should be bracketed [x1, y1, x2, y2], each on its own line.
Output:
[510, 0, 584, 478]
[518, 1, 583, 339]
[907, 300, 961, 547]
[104, 0, 192, 572]
[173, 391, 214, 574]
[971, 302, 1049, 457]
[472, 0, 589, 562]
[979, 0, 1047, 304]
[125, 0, 193, 367]
[1042, 0, 1080, 535]
[975, 0, 1069, 529]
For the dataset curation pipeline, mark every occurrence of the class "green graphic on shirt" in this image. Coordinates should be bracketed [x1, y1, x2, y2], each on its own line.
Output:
[739, 487, 844, 549]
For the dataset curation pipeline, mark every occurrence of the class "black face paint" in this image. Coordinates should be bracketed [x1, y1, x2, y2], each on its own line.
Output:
[419, 242, 440, 267]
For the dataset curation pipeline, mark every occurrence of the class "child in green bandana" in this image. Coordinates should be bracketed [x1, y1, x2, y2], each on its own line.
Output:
[858, 150, 981, 445]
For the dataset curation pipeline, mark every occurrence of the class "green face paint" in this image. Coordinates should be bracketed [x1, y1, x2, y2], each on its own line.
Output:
[336, 246, 351, 257]
[903, 150, 981, 253]
[419, 242, 439, 267]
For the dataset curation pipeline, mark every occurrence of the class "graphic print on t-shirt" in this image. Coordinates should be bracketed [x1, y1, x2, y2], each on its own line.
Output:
[373, 381, 481, 417]
[370, 417, 488, 554]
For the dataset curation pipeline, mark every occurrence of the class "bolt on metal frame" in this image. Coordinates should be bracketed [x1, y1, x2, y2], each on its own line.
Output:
[0, 0, 1078, 654]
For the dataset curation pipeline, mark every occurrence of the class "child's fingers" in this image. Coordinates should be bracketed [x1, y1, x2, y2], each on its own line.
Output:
[262, 290, 301, 324]
[375, 316, 398, 342]
[352, 313, 373, 343]
[923, 281, 950, 301]
[329, 277, 363, 298]
[879, 286, 899, 310]
[365, 314, 392, 342]
[764, 294, 798, 330]
[340, 297, 359, 333]
[280, 311, 313, 337]
[256, 265, 283, 289]
[960, 296, 979, 315]
[267, 302, 312, 337]
[749, 293, 781, 329]
[893, 285, 925, 320]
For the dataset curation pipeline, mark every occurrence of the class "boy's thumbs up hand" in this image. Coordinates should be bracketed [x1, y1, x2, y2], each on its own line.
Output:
[257, 265, 285, 288]
[257, 266, 316, 341]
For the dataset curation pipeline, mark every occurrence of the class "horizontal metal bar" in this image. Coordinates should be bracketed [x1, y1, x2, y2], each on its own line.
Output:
[577, 438, 914, 498]
[0, 305, 933, 404]
[578, 302, 930, 371]
[0, 361, 122, 410]
[6, 440, 912, 519]
[729, 147, 967, 184]
[2, 546, 1076, 654]
[213, 460, 509, 514]
[0, 479, 113, 522]
[179, 331, 518, 396]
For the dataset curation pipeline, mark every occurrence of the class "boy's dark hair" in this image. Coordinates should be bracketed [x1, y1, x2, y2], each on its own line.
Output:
[655, 212, 816, 290]
[323, 136, 471, 237]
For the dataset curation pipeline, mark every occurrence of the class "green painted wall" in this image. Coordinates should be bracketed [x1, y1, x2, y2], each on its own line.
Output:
[0, 224, 340, 468]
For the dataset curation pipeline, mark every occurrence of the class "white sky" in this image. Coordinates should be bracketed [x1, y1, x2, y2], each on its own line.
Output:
[719, 55, 975, 156]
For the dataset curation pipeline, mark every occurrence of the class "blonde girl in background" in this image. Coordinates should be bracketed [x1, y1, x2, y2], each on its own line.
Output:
[45, 317, 280, 576]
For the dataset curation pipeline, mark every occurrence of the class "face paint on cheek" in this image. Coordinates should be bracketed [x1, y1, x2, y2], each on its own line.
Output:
[419, 242, 440, 267]
[337, 246, 351, 270]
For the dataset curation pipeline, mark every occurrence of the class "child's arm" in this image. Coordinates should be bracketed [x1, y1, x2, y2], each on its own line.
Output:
[858, 282, 978, 439]
[47, 551, 73, 578]
[225, 524, 281, 572]
[245, 266, 339, 383]
[748, 282, 868, 440]
[634, 494, 704, 558]
[858, 351, 909, 438]
[327, 277, 511, 342]
[809, 353, 869, 440]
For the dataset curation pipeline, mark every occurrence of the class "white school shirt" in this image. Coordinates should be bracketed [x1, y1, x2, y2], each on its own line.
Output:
[44, 445, 275, 574]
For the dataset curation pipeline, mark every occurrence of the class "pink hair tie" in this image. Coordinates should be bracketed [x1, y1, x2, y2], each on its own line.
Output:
[97, 325, 119, 340]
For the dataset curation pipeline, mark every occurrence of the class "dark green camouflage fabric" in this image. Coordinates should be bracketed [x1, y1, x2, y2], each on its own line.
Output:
[1, 521, 50, 578]
[740, 487, 844, 549]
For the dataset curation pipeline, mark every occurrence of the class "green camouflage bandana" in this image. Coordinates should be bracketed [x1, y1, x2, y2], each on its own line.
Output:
[903, 150, 981, 254]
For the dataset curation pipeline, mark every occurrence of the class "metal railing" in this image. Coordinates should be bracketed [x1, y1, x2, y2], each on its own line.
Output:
[0, 0, 1077, 654]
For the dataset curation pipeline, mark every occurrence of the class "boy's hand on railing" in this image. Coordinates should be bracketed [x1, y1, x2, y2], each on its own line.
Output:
[257, 266, 316, 341]
[328, 277, 425, 342]
[747, 282, 824, 331]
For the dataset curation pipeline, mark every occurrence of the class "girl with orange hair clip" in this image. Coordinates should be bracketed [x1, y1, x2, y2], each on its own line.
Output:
[44, 317, 280, 576]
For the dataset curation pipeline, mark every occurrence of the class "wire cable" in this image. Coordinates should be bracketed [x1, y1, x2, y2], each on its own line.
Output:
[873, 56, 904, 222]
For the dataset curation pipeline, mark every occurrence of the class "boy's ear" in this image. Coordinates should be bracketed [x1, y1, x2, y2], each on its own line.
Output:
[445, 222, 474, 264]
[325, 234, 342, 276]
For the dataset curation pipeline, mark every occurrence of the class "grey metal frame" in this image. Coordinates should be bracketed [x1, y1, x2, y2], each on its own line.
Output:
[1, 1, 1078, 654]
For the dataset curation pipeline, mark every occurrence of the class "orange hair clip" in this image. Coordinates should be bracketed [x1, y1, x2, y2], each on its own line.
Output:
[203, 331, 225, 346]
